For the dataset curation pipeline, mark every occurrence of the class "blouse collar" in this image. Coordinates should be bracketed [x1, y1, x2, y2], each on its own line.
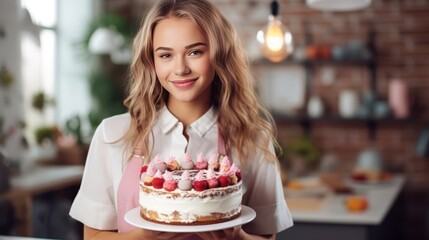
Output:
[159, 106, 218, 137]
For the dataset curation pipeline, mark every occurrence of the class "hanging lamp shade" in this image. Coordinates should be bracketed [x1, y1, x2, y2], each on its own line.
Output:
[88, 27, 123, 54]
[306, 0, 372, 11]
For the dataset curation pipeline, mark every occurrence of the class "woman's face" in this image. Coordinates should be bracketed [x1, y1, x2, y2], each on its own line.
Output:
[153, 17, 215, 107]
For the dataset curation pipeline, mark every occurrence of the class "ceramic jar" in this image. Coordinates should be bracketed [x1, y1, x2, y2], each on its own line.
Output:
[339, 90, 360, 118]
[356, 148, 383, 171]
[307, 95, 324, 118]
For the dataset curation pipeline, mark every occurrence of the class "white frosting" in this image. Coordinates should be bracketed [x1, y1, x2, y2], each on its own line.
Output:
[139, 181, 242, 223]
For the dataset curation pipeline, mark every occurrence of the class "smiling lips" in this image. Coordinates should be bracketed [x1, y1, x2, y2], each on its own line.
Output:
[170, 78, 197, 89]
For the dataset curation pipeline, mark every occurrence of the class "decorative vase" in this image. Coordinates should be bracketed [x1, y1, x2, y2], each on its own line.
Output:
[388, 79, 410, 119]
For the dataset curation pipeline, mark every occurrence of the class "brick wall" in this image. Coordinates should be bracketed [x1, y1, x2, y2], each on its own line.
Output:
[106, 0, 429, 238]
[215, 1, 429, 238]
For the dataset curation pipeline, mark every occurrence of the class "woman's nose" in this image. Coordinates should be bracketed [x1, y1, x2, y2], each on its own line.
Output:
[174, 58, 191, 76]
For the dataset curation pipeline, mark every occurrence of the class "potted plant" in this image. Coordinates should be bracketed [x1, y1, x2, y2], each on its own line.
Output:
[280, 135, 320, 177]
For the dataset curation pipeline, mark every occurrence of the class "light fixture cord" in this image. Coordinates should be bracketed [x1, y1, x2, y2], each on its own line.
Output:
[271, 0, 279, 16]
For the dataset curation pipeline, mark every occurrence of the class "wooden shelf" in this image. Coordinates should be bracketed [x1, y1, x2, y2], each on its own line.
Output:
[272, 112, 412, 124]
[256, 27, 382, 140]
[272, 112, 412, 140]
[253, 57, 374, 67]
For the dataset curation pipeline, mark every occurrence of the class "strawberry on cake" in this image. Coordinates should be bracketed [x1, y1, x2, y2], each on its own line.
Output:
[139, 153, 243, 225]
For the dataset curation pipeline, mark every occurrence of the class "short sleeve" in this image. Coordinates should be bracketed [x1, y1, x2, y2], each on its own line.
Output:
[241, 141, 293, 235]
[69, 121, 118, 230]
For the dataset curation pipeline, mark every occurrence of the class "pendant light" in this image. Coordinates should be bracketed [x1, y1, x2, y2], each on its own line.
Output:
[88, 27, 131, 64]
[306, 0, 372, 12]
[256, 0, 293, 62]
[88, 27, 123, 54]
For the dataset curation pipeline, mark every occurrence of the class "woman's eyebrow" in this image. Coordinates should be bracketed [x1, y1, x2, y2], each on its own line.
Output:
[154, 42, 207, 52]
[185, 42, 207, 49]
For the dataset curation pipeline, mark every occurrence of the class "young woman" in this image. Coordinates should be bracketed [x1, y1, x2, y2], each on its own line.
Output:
[70, 0, 293, 239]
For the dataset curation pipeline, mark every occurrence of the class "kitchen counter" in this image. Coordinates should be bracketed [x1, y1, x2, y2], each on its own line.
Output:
[0, 237, 54, 240]
[10, 165, 83, 194]
[0, 165, 83, 237]
[289, 175, 405, 225]
[278, 175, 406, 240]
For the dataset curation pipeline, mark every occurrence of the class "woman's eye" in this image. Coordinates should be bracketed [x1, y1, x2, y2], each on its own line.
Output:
[160, 53, 172, 59]
[189, 50, 203, 56]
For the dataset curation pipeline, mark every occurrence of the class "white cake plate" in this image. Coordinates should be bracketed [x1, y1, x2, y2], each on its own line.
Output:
[124, 205, 256, 232]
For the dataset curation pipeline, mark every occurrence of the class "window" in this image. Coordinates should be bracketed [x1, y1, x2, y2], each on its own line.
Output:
[21, 0, 57, 143]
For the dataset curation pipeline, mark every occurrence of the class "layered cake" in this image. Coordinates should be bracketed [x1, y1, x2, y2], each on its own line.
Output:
[139, 153, 243, 225]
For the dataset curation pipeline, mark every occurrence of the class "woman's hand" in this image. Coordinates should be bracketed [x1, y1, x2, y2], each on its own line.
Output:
[195, 226, 275, 240]
[84, 225, 193, 240]
[132, 228, 194, 240]
[196, 226, 243, 240]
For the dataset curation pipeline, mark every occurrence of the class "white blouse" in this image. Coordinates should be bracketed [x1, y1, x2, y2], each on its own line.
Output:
[69, 107, 293, 235]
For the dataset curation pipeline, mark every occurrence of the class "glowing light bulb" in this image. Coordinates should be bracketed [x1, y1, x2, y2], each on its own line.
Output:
[256, 1, 293, 62]
[266, 21, 284, 51]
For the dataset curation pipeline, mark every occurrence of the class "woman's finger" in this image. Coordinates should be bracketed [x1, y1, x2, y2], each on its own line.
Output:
[196, 225, 242, 240]
[157, 232, 194, 240]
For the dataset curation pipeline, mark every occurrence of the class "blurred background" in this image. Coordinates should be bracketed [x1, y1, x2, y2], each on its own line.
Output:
[0, 0, 428, 239]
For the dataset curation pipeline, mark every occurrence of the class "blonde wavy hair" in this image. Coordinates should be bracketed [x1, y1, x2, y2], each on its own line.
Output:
[123, 0, 280, 165]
